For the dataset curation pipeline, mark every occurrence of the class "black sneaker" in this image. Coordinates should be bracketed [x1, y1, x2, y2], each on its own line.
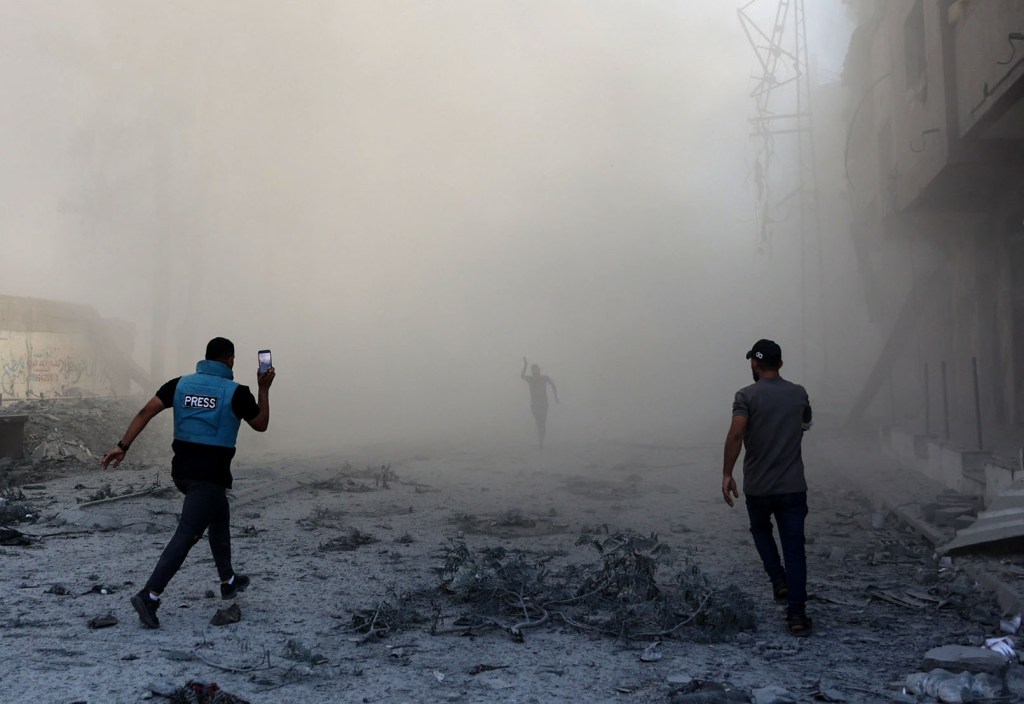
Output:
[772, 579, 789, 603]
[220, 574, 250, 600]
[130, 589, 160, 629]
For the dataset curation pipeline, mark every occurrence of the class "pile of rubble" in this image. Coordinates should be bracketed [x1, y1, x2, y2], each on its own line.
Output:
[0, 397, 170, 479]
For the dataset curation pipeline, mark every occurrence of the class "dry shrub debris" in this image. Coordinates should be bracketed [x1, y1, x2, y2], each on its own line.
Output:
[0, 486, 36, 526]
[348, 529, 753, 643]
[310, 463, 395, 492]
[318, 527, 378, 552]
[168, 680, 250, 704]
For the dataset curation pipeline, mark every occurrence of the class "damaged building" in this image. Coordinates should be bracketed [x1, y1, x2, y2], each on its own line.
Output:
[842, 1, 1024, 507]
[0, 294, 146, 402]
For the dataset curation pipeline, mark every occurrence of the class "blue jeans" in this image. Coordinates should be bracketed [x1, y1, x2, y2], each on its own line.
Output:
[745, 492, 808, 614]
[145, 479, 234, 593]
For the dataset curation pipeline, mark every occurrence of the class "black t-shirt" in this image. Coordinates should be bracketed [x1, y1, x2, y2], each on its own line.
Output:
[156, 377, 260, 488]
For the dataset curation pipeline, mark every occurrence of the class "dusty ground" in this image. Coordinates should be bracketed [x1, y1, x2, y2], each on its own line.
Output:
[0, 424, 1013, 704]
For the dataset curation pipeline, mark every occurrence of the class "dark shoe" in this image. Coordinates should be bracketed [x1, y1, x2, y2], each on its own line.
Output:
[130, 589, 160, 629]
[787, 611, 812, 637]
[220, 574, 250, 600]
[772, 580, 789, 603]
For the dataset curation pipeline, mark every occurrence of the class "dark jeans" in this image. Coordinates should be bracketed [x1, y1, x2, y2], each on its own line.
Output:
[745, 491, 808, 614]
[146, 479, 233, 593]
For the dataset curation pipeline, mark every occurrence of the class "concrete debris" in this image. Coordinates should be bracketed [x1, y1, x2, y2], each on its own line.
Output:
[921, 645, 1010, 674]
[87, 614, 118, 629]
[941, 480, 1024, 553]
[31, 430, 92, 462]
[1000, 614, 1021, 635]
[751, 685, 796, 704]
[210, 603, 241, 626]
[1007, 663, 1024, 697]
[4, 397, 169, 468]
[56, 507, 122, 530]
[668, 680, 750, 704]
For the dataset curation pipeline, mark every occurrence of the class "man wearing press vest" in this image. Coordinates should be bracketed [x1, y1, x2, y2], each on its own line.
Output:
[721, 339, 813, 636]
[101, 337, 275, 629]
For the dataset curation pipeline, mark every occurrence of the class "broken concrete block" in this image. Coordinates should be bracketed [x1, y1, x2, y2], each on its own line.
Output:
[56, 508, 122, 530]
[921, 645, 1009, 674]
[970, 672, 1005, 699]
[953, 515, 976, 531]
[1006, 663, 1024, 697]
[751, 686, 797, 704]
[933, 506, 975, 528]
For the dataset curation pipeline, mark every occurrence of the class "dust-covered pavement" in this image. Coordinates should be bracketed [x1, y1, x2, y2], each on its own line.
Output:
[0, 425, 1013, 704]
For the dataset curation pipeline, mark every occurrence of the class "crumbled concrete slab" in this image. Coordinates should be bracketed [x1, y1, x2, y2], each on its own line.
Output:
[933, 506, 975, 528]
[953, 515, 976, 531]
[751, 685, 796, 704]
[942, 480, 1024, 553]
[56, 507, 121, 530]
[921, 645, 1009, 674]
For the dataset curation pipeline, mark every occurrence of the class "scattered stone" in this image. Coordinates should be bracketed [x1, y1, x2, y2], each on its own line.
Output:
[669, 680, 749, 704]
[922, 645, 1009, 674]
[752, 685, 797, 704]
[46, 584, 70, 595]
[87, 614, 118, 629]
[970, 672, 1005, 699]
[1006, 663, 1024, 697]
[210, 603, 241, 626]
[640, 642, 662, 662]
[827, 547, 847, 562]
[56, 508, 122, 530]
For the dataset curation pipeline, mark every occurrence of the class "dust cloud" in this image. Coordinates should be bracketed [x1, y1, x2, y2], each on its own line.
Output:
[0, 2, 855, 450]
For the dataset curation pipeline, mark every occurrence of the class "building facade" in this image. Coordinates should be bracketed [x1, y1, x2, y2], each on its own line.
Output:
[843, 0, 1024, 450]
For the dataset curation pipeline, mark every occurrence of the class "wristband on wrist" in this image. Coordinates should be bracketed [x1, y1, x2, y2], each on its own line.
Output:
[117, 440, 130, 452]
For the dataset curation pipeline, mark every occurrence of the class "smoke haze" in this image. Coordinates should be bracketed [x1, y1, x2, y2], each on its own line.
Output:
[0, 1, 854, 449]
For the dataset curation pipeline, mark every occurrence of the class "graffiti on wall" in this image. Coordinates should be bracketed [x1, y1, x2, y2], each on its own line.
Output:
[0, 330, 118, 399]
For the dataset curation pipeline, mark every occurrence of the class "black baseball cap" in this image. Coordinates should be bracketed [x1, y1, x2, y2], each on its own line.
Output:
[745, 339, 782, 365]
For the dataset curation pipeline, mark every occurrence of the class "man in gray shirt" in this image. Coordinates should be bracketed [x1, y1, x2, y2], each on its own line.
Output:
[721, 339, 813, 636]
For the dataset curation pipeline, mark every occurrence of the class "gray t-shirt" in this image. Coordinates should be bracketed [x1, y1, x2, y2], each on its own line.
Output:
[732, 377, 812, 496]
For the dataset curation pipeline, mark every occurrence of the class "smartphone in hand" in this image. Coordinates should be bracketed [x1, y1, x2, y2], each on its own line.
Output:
[258, 349, 272, 374]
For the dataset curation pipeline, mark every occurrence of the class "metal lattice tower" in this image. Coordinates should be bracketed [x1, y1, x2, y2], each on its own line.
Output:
[738, 0, 826, 385]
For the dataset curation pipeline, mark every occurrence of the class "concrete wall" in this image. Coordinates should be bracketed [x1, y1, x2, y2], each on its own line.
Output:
[952, 0, 1024, 137]
[0, 295, 135, 400]
[842, 1, 1024, 444]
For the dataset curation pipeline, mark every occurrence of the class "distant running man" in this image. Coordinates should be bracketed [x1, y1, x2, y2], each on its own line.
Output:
[521, 357, 558, 449]
[101, 337, 275, 629]
[721, 339, 813, 636]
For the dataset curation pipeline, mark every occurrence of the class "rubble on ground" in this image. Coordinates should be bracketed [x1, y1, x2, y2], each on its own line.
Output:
[0, 397, 169, 484]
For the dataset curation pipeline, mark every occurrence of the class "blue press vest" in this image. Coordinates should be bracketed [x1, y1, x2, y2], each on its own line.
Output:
[172, 360, 242, 448]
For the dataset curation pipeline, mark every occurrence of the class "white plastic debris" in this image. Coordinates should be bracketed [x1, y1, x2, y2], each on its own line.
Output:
[984, 636, 1016, 658]
[433, 671, 445, 683]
